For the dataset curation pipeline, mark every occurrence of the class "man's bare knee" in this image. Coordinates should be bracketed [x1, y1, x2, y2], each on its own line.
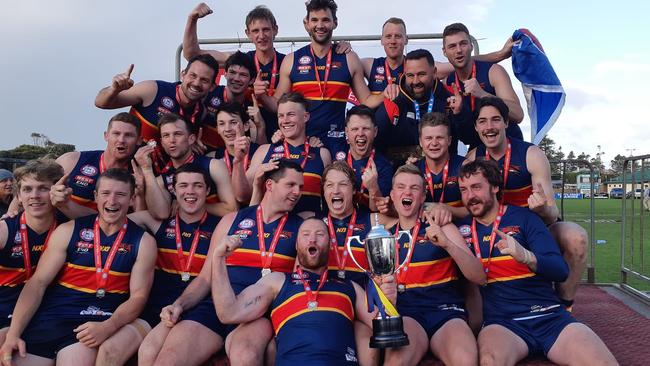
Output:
[229, 342, 263, 366]
[138, 339, 160, 365]
[97, 339, 123, 366]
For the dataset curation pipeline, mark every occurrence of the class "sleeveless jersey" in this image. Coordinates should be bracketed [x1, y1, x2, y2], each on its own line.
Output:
[455, 206, 569, 320]
[202, 85, 253, 150]
[146, 214, 220, 314]
[415, 154, 465, 207]
[0, 216, 59, 320]
[475, 138, 534, 207]
[213, 143, 260, 168]
[159, 154, 220, 204]
[225, 205, 301, 294]
[270, 271, 358, 365]
[67, 150, 104, 210]
[389, 221, 464, 312]
[324, 208, 372, 285]
[289, 45, 351, 148]
[367, 57, 403, 93]
[263, 142, 325, 214]
[130, 80, 205, 142]
[333, 149, 393, 209]
[444, 60, 523, 147]
[247, 50, 286, 142]
[31, 214, 144, 322]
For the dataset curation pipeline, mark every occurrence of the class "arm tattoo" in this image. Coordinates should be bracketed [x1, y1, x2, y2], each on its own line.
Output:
[244, 295, 262, 308]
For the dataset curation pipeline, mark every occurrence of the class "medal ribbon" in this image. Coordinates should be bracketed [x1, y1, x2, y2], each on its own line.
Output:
[296, 266, 328, 308]
[384, 58, 404, 85]
[471, 203, 505, 272]
[394, 220, 422, 286]
[93, 217, 128, 293]
[310, 45, 332, 98]
[175, 85, 200, 124]
[174, 211, 208, 276]
[327, 210, 357, 272]
[223, 149, 250, 175]
[255, 51, 278, 95]
[485, 139, 512, 204]
[425, 159, 449, 203]
[161, 152, 195, 175]
[256, 205, 288, 271]
[19, 213, 57, 279]
[283, 140, 310, 169]
[454, 61, 477, 111]
[346, 149, 375, 192]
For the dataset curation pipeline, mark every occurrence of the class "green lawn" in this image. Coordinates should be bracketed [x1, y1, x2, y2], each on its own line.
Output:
[558, 198, 650, 290]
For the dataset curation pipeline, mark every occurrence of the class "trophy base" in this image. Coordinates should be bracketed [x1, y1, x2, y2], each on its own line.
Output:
[370, 316, 410, 348]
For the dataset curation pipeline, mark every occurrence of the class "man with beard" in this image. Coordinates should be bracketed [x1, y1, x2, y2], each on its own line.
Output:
[334, 105, 393, 211]
[211, 217, 377, 365]
[455, 159, 616, 365]
[375, 49, 468, 165]
[466, 97, 588, 313]
[95, 54, 219, 147]
[413, 112, 468, 225]
[442, 23, 524, 149]
[267, 0, 385, 154]
[0, 170, 13, 217]
[380, 164, 485, 366]
[132, 114, 236, 219]
[0, 160, 65, 343]
[51, 113, 141, 219]
[139, 160, 303, 366]
[248, 92, 331, 217]
[0, 169, 157, 366]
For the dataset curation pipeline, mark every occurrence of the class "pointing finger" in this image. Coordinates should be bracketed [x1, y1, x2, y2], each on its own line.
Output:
[494, 229, 509, 240]
[56, 172, 70, 186]
[126, 64, 134, 77]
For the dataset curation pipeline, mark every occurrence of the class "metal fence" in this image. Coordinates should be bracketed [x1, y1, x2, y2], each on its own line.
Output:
[620, 154, 650, 302]
[174, 33, 480, 80]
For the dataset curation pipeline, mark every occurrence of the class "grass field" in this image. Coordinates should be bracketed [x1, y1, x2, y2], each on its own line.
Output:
[558, 198, 650, 290]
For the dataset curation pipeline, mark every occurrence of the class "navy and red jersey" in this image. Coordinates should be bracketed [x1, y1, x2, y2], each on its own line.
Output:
[225, 205, 301, 294]
[414, 154, 465, 207]
[388, 221, 464, 313]
[29, 214, 144, 323]
[145, 214, 220, 316]
[323, 208, 373, 285]
[159, 154, 220, 205]
[66, 150, 104, 210]
[333, 149, 393, 209]
[202, 85, 253, 150]
[0, 215, 65, 322]
[374, 79, 471, 155]
[455, 206, 569, 320]
[444, 60, 523, 148]
[130, 80, 205, 143]
[247, 50, 286, 142]
[289, 45, 351, 152]
[475, 138, 534, 207]
[263, 142, 325, 214]
[367, 57, 403, 93]
[213, 143, 260, 168]
[270, 271, 358, 365]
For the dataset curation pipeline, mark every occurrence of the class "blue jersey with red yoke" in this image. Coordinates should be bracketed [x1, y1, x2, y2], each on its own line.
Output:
[130, 81, 205, 143]
[159, 154, 220, 205]
[226, 205, 301, 294]
[475, 138, 534, 207]
[367, 57, 403, 93]
[263, 142, 325, 214]
[29, 214, 144, 324]
[444, 60, 523, 148]
[0, 216, 62, 323]
[270, 271, 358, 365]
[144, 214, 220, 320]
[67, 150, 104, 210]
[247, 50, 286, 141]
[202, 85, 254, 150]
[290, 45, 351, 152]
[324, 208, 373, 285]
[415, 154, 465, 207]
[333, 149, 393, 209]
[389, 221, 464, 312]
[455, 206, 569, 321]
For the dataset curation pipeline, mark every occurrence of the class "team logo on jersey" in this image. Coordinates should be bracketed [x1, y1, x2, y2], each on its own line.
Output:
[239, 218, 255, 229]
[376, 66, 385, 75]
[80, 228, 94, 241]
[13, 232, 21, 244]
[199, 231, 211, 240]
[161, 96, 175, 109]
[447, 177, 458, 185]
[210, 97, 222, 108]
[335, 151, 346, 161]
[415, 235, 428, 245]
[508, 165, 522, 175]
[81, 165, 98, 176]
[273, 145, 285, 153]
[458, 225, 471, 237]
[298, 55, 312, 65]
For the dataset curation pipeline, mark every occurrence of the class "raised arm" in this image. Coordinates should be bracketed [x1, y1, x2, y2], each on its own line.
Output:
[183, 2, 233, 63]
[436, 37, 514, 79]
[133, 145, 172, 220]
[95, 65, 158, 110]
[526, 146, 559, 225]
[51, 152, 95, 219]
[348, 52, 383, 109]
[206, 159, 238, 217]
[269, 53, 295, 111]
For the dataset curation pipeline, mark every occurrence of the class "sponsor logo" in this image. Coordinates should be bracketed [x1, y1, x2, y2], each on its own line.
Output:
[161, 96, 175, 109]
[80, 228, 94, 241]
[198, 231, 211, 240]
[239, 218, 255, 229]
[406, 112, 416, 120]
[81, 165, 98, 176]
[117, 244, 132, 254]
[10, 245, 23, 258]
[74, 175, 94, 187]
[458, 225, 471, 237]
[501, 226, 521, 236]
[165, 228, 175, 239]
[352, 224, 365, 232]
[235, 229, 252, 239]
[327, 130, 345, 138]
[80, 306, 113, 317]
[335, 151, 346, 161]
[298, 55, 312, 65]
[345, 347, 358, 362]
[279, 231, 293, 240]
[76, 241, 93, 253]
[210, 97, 221, 107]
[331, 61, 342, 69]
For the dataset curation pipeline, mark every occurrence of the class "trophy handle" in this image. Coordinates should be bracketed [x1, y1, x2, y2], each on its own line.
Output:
[395, 230, 414, 272]
[346, 236, 367, 272]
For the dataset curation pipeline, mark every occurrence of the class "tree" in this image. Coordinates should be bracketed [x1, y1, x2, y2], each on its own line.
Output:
[538, 136, 564, 177]
[610, 154, 628, 175]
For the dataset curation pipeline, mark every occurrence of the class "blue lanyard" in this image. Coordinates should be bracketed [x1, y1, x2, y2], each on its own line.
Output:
[413, 92, 434, 121]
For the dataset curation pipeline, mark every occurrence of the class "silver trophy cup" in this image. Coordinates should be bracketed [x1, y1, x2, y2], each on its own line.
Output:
[346, 215, 414, 348]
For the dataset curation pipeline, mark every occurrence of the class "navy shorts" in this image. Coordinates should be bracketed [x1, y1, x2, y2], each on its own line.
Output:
[484, 310, 577, 356]
[1, 315, 10, 329]
[140, 307, 162, 328]
[21, 319, 83, 359]
[401, 305, 467, 339]
[182, 295, 235, 339]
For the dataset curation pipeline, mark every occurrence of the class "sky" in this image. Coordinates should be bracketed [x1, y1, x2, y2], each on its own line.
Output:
[1, 0, 648, 167]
